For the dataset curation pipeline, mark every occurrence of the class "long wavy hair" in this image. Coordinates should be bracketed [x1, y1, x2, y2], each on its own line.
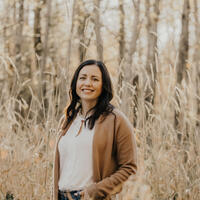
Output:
[63, 59, 114, 130]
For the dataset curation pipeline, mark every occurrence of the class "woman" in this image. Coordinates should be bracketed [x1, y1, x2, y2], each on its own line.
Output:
[53, 60, 137, 200]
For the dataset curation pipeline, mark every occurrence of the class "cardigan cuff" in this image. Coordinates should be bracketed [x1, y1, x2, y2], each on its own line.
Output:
[85, 183, 98, 199]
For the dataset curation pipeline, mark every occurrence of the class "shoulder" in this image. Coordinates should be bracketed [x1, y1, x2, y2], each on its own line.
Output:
[112, 108, 126, 118]
[101, 108, 132, 128]
[111, 108, 134, 132]
[112, 108, 131, 123]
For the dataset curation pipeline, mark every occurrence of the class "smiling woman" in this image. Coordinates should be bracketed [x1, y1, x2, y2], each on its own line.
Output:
[52, 60, 137, 200]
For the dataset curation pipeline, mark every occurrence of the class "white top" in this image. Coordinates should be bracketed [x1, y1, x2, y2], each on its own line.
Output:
[58, 114, 95, 191]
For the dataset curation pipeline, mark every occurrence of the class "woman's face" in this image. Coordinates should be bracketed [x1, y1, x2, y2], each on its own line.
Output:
[76, 65, 102, 105]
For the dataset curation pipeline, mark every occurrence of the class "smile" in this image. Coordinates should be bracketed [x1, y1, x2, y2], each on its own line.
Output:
[81, 89, 94, 92]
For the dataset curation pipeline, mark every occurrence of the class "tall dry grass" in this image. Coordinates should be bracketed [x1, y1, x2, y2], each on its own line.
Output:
[0, 57, 200, 200]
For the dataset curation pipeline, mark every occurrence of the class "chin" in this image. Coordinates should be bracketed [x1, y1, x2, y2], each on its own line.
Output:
[81, 97, 98, 102]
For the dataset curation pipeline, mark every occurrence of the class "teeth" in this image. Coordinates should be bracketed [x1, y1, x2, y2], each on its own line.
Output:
[82, 89, 93, 92]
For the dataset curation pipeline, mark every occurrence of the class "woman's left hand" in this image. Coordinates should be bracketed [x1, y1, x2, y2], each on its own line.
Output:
[79, 191, 84, 199]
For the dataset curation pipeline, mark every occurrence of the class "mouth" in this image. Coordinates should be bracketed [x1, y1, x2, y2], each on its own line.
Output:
[81, 89, 94, 92]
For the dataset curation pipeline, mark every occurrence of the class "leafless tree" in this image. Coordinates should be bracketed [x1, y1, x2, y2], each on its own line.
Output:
[174, 0, 190, 130]
[127, 0, 140, 70]
[42, 0, 52, 115]
[145, 0, 160, 106]
[66, 0, 77, 70]
[176, 0, 190, 84]
[34, 0, 43, 70]
[77, 1, 90, 62]
[194, 0, 200, 127]
[41, 0, 52, 75]
[119, 0, 125, 63]
[117, 0, 125, 99]
[118, 0, 140, 125]
[94, 0, 103, 60]
[15, 0, 24, 72]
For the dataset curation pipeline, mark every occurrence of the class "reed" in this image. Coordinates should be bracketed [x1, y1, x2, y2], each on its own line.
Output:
[0, 59, 199, 200]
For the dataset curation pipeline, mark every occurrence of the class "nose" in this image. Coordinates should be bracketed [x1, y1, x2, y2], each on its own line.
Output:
[84, 78, 92, 86]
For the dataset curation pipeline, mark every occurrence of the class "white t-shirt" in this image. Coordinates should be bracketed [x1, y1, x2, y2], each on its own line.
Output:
[58, 114, 94, 191]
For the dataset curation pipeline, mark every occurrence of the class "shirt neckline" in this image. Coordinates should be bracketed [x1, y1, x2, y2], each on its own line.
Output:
[77, 112, 86, 121]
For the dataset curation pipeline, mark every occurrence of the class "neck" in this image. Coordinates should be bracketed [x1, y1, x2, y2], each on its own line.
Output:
[81, 100, 97, 117]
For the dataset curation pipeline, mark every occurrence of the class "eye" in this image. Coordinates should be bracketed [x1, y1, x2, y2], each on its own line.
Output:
[79, 76, 86, 80]
[93, 78, 99, 81]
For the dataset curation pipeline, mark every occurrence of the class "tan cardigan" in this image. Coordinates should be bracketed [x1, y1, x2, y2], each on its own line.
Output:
[52, 109, 137, 200]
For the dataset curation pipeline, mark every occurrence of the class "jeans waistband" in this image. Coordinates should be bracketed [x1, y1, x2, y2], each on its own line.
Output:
[58, 189, 82, 198]
[59, 189, 81, 193]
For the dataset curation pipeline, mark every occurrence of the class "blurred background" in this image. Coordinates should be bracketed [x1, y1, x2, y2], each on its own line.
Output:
[0, 0, 200, 199]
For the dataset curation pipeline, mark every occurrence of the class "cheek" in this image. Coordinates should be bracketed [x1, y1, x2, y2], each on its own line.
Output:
[76, 79, 82, 88]
[76, 82, 80, 93]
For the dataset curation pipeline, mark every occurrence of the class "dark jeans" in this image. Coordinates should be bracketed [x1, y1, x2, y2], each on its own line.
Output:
[58, 190, 82, 200]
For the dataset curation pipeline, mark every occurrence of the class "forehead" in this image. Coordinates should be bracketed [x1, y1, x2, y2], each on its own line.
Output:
[79, 65, 102, 77]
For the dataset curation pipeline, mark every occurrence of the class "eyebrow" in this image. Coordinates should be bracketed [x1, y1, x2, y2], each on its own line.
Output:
[79, 74, 100, 78]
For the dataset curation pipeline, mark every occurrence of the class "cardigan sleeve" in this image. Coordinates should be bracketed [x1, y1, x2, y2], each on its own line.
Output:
[86, 112, 137, 199]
